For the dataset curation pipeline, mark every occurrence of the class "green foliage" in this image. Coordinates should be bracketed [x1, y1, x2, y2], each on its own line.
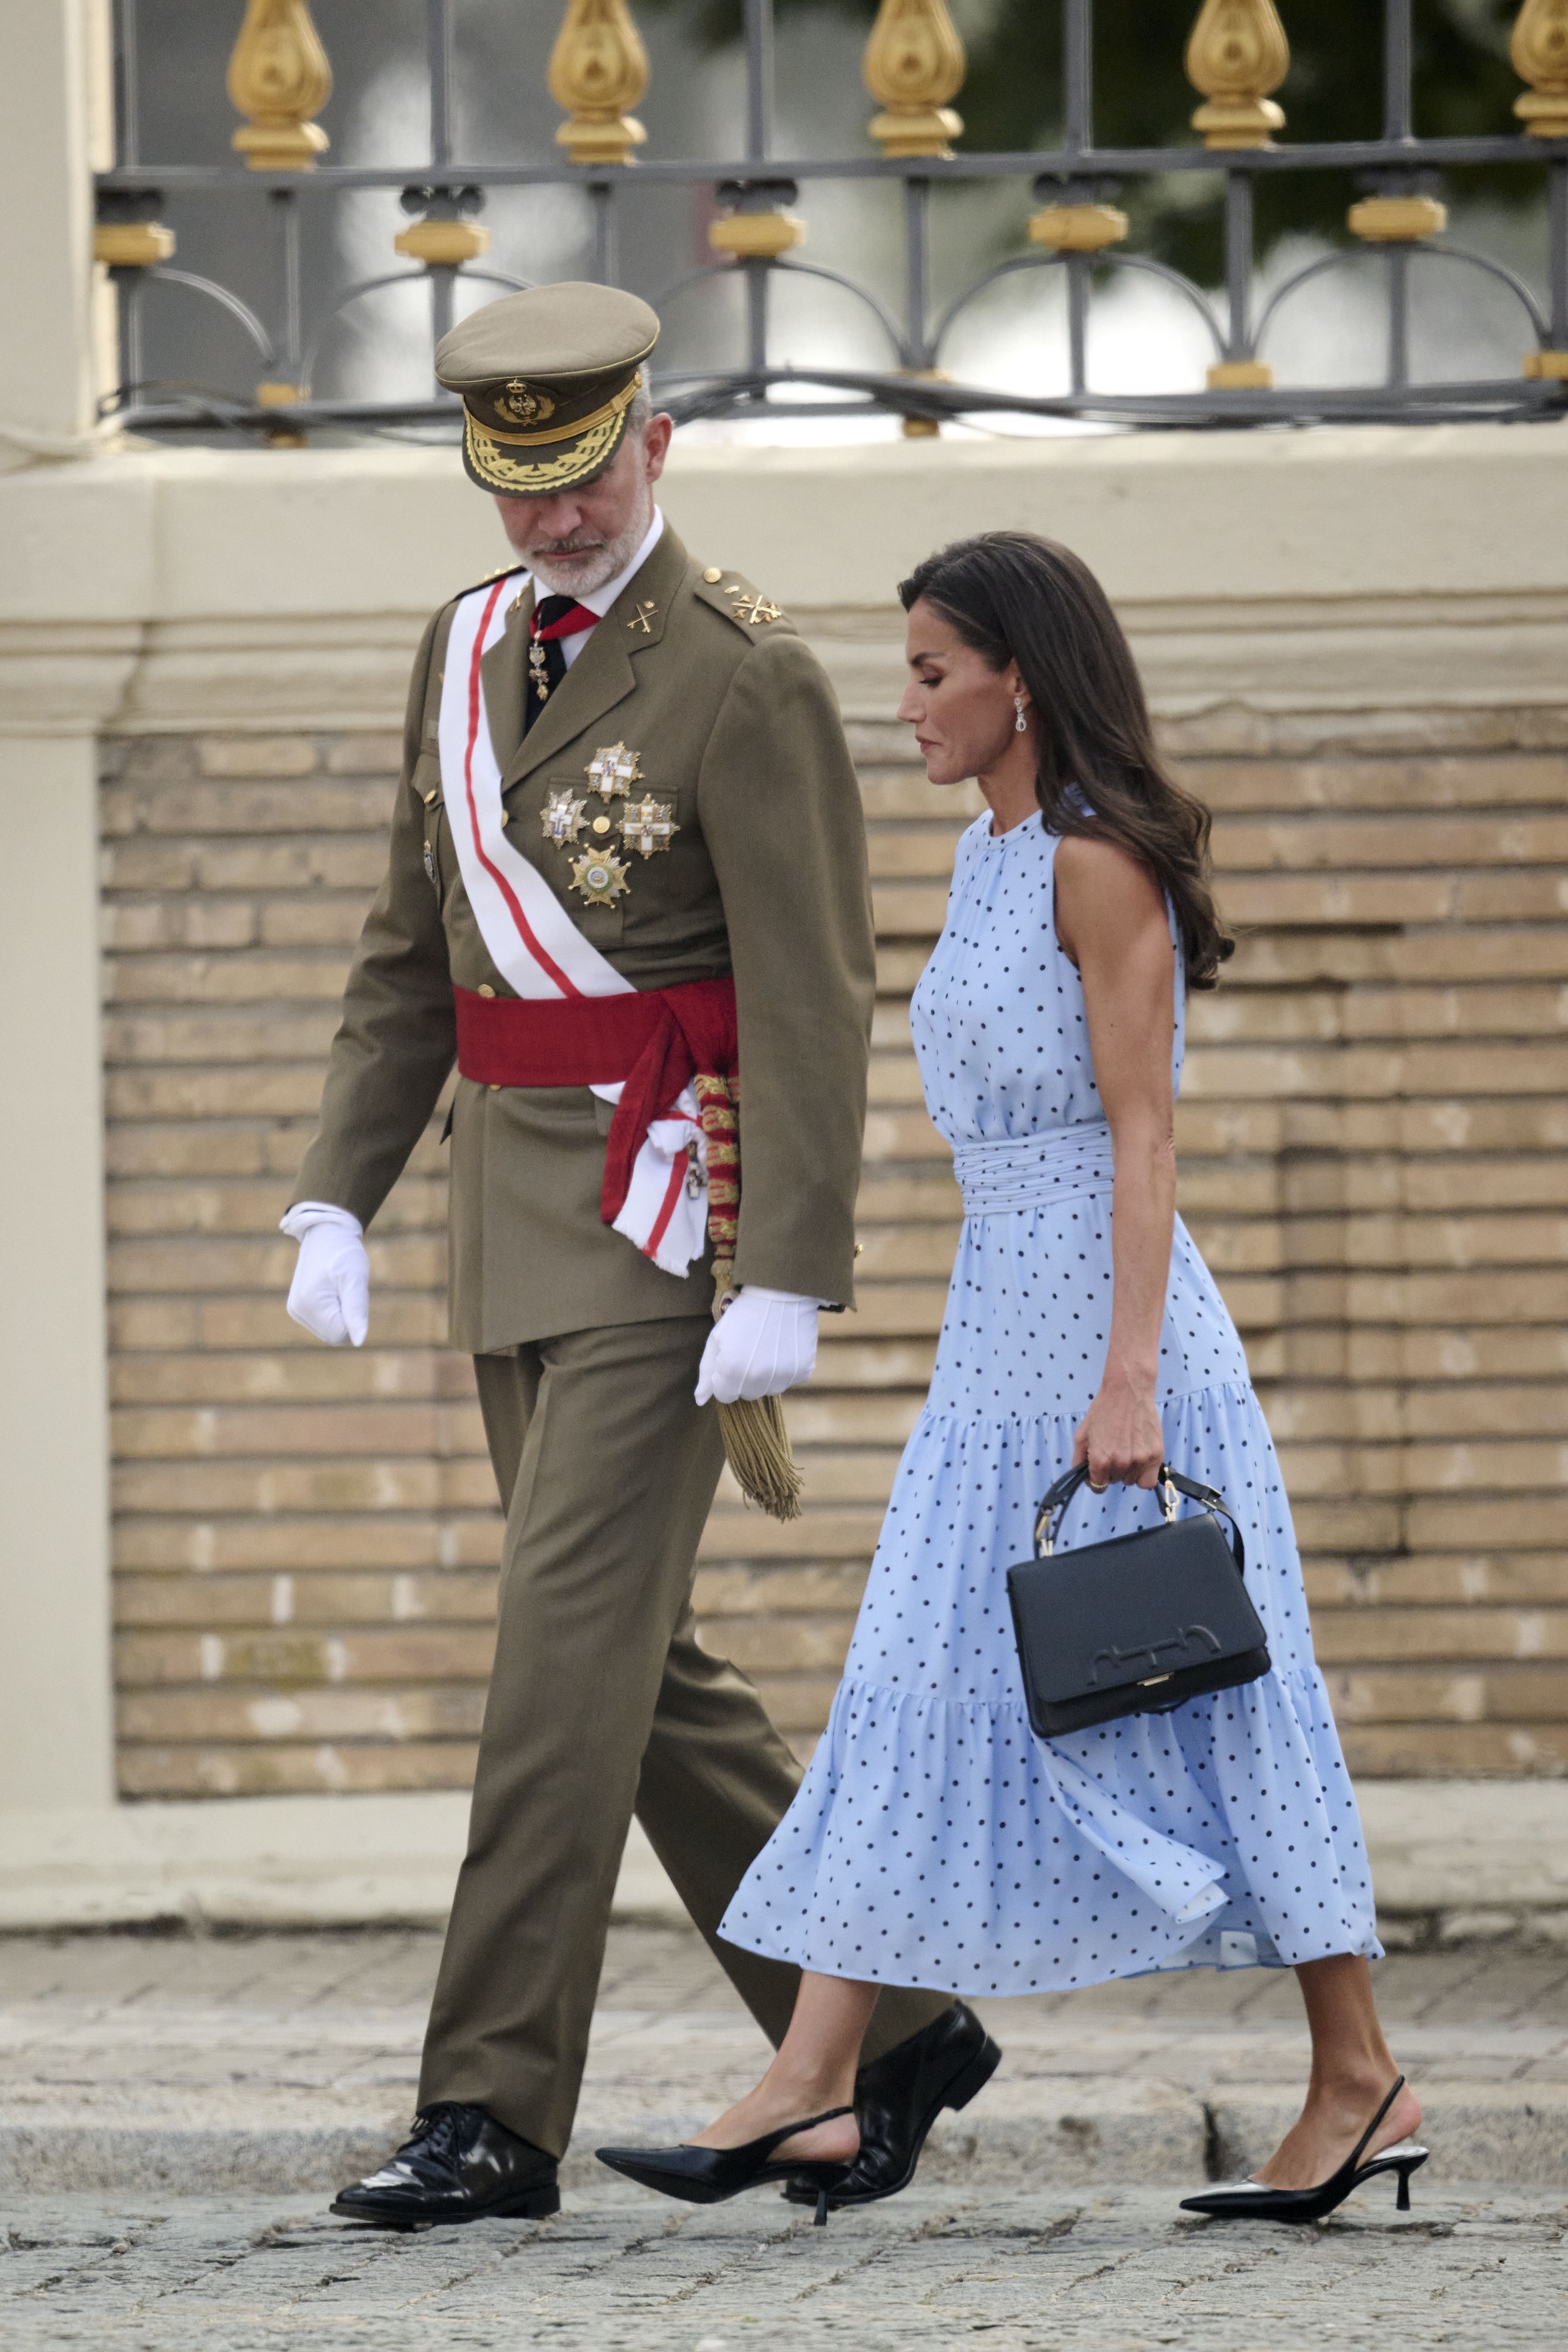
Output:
[643, 0, 1533, 282]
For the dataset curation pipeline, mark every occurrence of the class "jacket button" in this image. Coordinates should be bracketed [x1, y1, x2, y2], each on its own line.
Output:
[477, 984, 496, 998]
[703, 566, 722, 583]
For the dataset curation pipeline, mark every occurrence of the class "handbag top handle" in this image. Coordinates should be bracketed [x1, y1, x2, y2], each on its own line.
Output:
[1033, 1462, 1246, 1572]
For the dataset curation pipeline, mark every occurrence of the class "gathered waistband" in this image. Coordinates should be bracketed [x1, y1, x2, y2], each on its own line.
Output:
[952, 1121, 1115, 1215]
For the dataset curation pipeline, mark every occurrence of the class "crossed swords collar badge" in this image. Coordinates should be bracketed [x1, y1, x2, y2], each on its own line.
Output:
[724, 584, 783, 626]
[541, 745, 678, 906]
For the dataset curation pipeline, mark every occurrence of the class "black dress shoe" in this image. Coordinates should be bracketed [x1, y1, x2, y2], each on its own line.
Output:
[597, 2106, 853, 2227]
[331, 2101, 560, 2228]
[783, 2003, 1001, 2212]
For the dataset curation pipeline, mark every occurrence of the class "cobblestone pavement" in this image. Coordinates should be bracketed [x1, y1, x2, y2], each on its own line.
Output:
[4, 1931, 1567, 2343]
[4, 2184, 1565, 2349]
[4, 1928, 1566, 2184]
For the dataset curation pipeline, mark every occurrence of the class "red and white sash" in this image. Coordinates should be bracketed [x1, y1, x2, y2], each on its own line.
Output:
[438, 576, 709, 1276]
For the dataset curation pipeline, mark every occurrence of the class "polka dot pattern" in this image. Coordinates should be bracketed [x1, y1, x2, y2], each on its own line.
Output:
[720, 814, 1380, 1994]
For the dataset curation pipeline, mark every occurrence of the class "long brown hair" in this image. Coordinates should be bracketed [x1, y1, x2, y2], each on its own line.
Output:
[898, 531, 1232, 988]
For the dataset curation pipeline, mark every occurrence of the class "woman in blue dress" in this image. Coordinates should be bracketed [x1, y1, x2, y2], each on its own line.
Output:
[599, 532, 1426, 2226]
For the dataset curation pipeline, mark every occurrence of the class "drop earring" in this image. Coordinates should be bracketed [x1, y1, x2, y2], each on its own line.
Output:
[1014, 694, 1028, 734]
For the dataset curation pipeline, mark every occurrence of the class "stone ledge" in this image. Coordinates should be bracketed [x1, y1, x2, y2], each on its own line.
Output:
[1, 1780, 1564, 1934]
[7, 427, 1568, 733]
[5, 2078, 1563, 2195]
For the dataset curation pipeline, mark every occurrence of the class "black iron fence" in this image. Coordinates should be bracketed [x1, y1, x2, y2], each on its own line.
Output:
[95, 0, 1568, 438]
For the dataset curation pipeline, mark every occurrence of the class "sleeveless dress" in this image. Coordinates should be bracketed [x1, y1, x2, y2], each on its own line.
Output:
[719, 812, 1380, 1994]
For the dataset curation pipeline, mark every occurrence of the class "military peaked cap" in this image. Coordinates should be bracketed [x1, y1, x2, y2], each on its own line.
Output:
[436, 283, 660, 497]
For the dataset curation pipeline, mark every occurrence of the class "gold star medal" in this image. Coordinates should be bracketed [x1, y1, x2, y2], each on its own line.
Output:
[585, 742, 643, 800]
[569, 845, 631, 907]
[620, 794, 678, 859]
[540, 789, 587, 847]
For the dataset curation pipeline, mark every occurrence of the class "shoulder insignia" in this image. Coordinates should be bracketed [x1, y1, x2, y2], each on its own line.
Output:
[694, 566, 790, 635]
[451, 560, 528, 604]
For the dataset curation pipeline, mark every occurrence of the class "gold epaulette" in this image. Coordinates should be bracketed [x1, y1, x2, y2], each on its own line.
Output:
[693, 565, 790, 634]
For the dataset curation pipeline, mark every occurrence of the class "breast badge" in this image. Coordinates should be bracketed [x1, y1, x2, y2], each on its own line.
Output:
[569, 845, 631, 907]
[620, 795, 678, 859]
[540, 789, 587, 847]
[585, 742, 643, 800]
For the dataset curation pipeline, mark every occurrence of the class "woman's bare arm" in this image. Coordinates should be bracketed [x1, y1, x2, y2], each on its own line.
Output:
[1054, 833, 1177, 1491]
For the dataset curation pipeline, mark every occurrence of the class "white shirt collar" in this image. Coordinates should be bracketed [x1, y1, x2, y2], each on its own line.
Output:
[574, 505, 665, 622]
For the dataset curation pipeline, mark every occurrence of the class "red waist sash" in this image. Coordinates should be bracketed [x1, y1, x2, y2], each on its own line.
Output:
[453, 977, 738, 1227]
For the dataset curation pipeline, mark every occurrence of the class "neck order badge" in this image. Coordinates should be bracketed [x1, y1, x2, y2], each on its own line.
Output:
[527, 594, 599, 709]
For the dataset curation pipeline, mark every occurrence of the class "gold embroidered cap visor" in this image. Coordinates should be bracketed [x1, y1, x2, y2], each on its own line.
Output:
[435, 283, 661, 496]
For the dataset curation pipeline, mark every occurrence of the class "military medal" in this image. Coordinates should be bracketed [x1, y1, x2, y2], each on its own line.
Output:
[569, 845, 631, 907]
[540, 789, 587, 847]
[528, 636, 551, 702]
[585, 742, 643, 800]
[620, 794, 678, 859]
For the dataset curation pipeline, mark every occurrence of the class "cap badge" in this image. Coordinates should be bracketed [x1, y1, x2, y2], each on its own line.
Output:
[585, 742, 643, 800]
[497, 379, 555, 426]
[569, 846, 631, 907]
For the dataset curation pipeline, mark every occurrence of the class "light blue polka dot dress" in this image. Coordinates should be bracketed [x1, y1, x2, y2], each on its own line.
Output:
[720, 812, 1381, 1993]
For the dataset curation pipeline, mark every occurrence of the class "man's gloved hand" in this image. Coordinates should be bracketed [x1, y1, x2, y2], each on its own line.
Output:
[695, 1287, 820, 1405]
[280, 1202, 369, 1347]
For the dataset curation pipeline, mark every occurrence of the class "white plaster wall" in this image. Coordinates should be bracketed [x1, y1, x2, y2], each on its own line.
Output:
[5, 420, 1568, 740]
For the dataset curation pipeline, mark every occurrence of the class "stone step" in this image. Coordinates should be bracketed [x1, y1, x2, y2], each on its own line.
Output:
[5, 2072, 1563, 2197]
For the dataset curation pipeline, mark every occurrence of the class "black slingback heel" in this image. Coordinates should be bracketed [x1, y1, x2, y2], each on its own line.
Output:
[597, 2107, 855, 2226]
[1180, 2076, 1428, 2223]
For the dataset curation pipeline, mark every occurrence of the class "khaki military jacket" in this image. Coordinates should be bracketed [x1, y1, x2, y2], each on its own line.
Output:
[294, 524, 875, 1352]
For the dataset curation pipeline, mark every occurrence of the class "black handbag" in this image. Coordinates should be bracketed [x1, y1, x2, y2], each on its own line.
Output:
[1006, 1462, 1271, 1738]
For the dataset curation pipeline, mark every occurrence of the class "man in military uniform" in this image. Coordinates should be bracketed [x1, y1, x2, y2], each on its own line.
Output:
[283, 285, 997, 2227]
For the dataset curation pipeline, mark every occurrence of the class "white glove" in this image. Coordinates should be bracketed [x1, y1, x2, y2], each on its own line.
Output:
[696, 1287, 820, 1405]
[281, 1201, 369, 1347]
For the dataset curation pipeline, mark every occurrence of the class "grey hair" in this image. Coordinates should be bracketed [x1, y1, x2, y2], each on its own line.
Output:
[625, 384, 654, 439]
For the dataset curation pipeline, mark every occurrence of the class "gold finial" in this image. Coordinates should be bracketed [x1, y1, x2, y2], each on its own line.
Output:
[1511, 0, 1568, 138]
[1184, 0, 1289, 151]
[1346, 195, 1446, 242]
[94, 222, 176, 267]
[864, 0, 966, 160]
[394, 219, 492, 265]
[1028, 203, 1129, 253]
[709, 211, 806, 259]
[226, 0, 333, 172]
[549, 0, 649, 168]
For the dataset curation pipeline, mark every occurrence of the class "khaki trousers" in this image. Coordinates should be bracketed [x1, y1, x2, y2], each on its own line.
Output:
[418, 1316, 948, 2156]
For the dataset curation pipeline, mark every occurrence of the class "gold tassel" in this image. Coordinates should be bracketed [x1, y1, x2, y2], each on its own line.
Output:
[694, 1069, 804, 1523]
[717, 1394, 803, 1522]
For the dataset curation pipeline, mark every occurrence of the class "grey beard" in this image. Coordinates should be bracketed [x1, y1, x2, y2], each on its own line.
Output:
[526, 494, 653, 599]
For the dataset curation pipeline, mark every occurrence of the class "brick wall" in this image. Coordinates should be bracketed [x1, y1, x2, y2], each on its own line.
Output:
[103, 707, 1568, 1796]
